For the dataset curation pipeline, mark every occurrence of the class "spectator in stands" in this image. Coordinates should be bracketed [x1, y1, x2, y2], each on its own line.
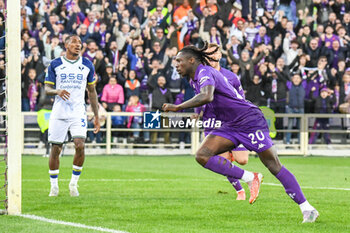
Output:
[76, 24, 91, 43]
[267, 58, 289, 139]
[150, 76, 173, 144]
[146, 58, 166, 90]
[323, 25, 339, 49]
[286, 73, 305, 145]
[164, 56, 182, 99]
[290, 54, 310, 79]
[245, 74, 266, 106]
[266, 18, 281, 42]
[226, 35, 246, 62]
[43, 34, 63, 60]
[269, 36, 283, 62]
[178, 9, 198, 46]
[329, 40, 347, 69]
[115, 56, 129, 84]
[173, 0, 192, 49]
[230, 61, 242, 81]
[83, 11, 100, 34]
[334, 60, 346, 85]
[126, 95, 149, 143]
[229, 18, 245, 43]
[125, 70, 140, 100]
[101, 76, 124, 111]
[228, 47, 266, 79]
[91, 22, 111, 49]
[252, 26, 271, 48]
[127, 40, 143, 70]
[245, 21, 259, 45]
[25, 46, 46, 79]
[199, 20, 223, 48]
[26, 68, 40, 112]
[111, 104, 127, 144]
[97, 63, 114, 95]
[304, 38, 328, 67]
[309, 88, 335, 147]
[83, 40, 98, 62]
[283, 37, 300, 66]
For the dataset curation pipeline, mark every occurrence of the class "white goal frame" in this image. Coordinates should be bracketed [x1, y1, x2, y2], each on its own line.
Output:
[6, 0, 22, 215]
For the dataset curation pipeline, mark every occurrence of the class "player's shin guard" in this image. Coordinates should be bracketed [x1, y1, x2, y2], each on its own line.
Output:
[49, 169, 59, 187]
[227, 176, 243, 192]
[275, 166, 306, 205]
[205, 156, 246, 179]
[70, 165, 83, 185]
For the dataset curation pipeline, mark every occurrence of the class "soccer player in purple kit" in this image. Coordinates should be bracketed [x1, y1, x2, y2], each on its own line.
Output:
[162, 43, 319, 223]
[202, 43, 249, 201]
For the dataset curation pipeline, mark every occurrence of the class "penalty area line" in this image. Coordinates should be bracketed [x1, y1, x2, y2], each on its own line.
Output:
[19, 214, 130, 233]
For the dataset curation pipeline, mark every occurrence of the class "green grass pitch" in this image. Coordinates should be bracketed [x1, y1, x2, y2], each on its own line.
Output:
[0, 155, 350, 233]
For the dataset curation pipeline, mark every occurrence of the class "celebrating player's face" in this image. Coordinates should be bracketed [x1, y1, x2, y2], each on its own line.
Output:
[174, 52, 191, 77]
[66, 36, 82, 56]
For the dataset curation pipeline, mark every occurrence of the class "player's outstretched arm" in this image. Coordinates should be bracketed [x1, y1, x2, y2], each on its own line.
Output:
[162, 85, 214, 112]
[45, 84, 70, 100]
[87, 84, 100, 133]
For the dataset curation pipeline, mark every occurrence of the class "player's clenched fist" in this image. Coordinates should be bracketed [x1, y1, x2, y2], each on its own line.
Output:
[93, 117, 101, 133]
[57, 89, 70, 101]
[162, 103, 179, 112]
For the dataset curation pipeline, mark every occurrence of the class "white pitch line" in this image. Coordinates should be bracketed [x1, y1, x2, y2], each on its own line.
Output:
[20, 214, 130, 233]
[23, 178, 350, 191]
[263, 182, 350, 191]
[23, 178, 209, 182]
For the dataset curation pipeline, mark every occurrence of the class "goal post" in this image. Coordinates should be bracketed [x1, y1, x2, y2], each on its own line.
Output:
[6, 0, 22, 215]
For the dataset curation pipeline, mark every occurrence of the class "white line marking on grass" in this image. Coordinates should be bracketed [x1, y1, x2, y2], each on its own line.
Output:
[19, 214, 130, 233]
[263, 182, 350, 191]
[23, 178, 210, 182]
[24, 178, 350, 191]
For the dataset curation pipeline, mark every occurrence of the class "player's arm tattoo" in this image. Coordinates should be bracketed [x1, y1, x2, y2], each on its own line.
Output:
[87, 84, 99, 118]
[177, 85, 214, 111]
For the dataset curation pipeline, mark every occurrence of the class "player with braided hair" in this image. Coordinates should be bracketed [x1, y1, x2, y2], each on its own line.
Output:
[178, 42, 219, 66]
[162, 43, 319, 223]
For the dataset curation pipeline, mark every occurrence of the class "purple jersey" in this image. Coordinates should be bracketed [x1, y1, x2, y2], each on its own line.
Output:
[190, 64, 272, 152]
[190, 64, 259, 124]
[200, 67, 245, 129]
[219, 67, 245, 99]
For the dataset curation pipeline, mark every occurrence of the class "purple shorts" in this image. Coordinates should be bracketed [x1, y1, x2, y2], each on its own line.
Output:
[208, 114, 273, 153]
[204, 129, 247, 152]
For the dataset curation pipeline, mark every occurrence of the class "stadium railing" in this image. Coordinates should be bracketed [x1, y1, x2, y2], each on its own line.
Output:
[1, 112, 349, 156]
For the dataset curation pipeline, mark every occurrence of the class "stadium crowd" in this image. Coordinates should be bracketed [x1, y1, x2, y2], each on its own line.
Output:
[1, 0, 350, 144]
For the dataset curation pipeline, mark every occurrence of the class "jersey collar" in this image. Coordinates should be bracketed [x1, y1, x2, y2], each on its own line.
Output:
[62, 56, 81, 64]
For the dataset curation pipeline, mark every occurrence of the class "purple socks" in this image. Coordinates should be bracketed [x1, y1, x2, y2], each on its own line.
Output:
[276, 166, 306, 204]
[227, 176, 243, 192]
[204, 156, 244, 179]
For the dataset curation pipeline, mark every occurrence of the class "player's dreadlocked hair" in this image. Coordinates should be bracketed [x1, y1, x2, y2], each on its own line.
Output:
[180, 42, 219, 66]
